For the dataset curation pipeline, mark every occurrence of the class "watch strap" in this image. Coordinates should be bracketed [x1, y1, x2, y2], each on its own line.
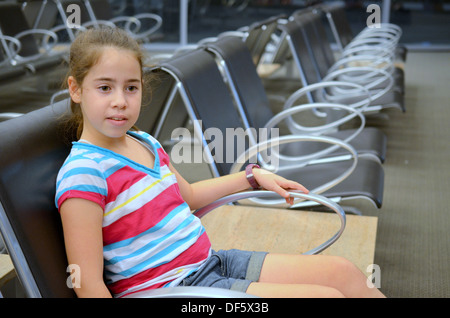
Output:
[245, 164, 261, 189]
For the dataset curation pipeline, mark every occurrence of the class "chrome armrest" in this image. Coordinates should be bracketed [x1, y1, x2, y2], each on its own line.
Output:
[229, 135, 358, 198]
[218, 30, 247, 39]
[345, 36, 397, 53]
[196, 37, 219, 45]
[355, 31, 400, 44]
[115, 13, 162, 41]
[0, 113, 23, 120]
[323, 66, 394, 104]
[0, 35, 21, 66]
[340, 46, 395, 71]
[283, 81, 372, 112]
[10, 29, 58, 64]
[358, 24, 402, 41]
[342, 45, 395, 59]
[109, 15, 141, 33]
[81, 19, 116, 29]
[327, 59, 395, 90]
[50, 89, 70, 105]
[265, 103, 366, 146]
[328, 54, 395, 77]
[194, 190, 346, 255]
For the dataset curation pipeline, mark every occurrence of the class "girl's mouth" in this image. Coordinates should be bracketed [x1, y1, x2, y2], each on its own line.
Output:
[107, 116, 128, 126]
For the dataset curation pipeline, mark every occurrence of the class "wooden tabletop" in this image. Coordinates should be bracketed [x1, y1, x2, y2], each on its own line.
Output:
[200, 205, 378, 276]
[0, 254, 16, 289]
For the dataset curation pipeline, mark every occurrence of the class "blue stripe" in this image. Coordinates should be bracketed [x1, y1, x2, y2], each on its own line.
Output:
[106, 225, 205, 278]
[103, 162, 127, 178]
[56, 167, 104, 189]
[104, 210, 197, 266]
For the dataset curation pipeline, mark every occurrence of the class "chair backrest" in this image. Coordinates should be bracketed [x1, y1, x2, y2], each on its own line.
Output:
[21, 0, 59, 30]
[204, 36, 274, 132]
[292, 12, 334, 79]
[0, 99, 77, 298]
[86, 0, 115, 21]
[278, 19, 322, 98]
[320, 2, 354, 50]
[135, 67, 174, 136]
[265, 21, 292, 65]
[156, 48, 251, 176]
[245, 14, 285, 66]
[0, 2, 41, 58]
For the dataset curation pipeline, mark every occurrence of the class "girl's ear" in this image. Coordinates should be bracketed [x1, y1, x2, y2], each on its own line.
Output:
[68, 76, 81, 103]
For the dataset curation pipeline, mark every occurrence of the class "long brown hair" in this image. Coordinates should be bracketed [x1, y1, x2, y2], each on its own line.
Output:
[63, 26, 151, 139]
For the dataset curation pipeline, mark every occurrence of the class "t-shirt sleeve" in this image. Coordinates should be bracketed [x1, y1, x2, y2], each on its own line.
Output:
[55, 157, 108, 211]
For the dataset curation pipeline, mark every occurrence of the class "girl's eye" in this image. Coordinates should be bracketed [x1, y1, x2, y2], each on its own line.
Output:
[127, 86, 139, 92]
[99, 86, 110, 92]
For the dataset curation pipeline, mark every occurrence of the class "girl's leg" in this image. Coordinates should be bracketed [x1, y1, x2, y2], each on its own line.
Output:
[247, 281, 345, 298]
[247, 254, 385, 298]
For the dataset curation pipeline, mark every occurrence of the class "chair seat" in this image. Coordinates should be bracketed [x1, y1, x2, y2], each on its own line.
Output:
[0, 65, 26, 83]
[279, 127, 387, 163]
[371, 89, 405, 112]
[277, 157, 384, 208]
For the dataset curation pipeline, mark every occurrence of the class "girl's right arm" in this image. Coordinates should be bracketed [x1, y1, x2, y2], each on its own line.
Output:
[60, 198, 112, 298]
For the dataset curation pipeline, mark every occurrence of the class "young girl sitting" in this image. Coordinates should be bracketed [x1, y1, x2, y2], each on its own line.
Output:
[55, 27, 385, 298]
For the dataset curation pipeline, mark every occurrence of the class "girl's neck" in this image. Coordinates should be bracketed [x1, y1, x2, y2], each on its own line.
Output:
[79, 131, 128, 151]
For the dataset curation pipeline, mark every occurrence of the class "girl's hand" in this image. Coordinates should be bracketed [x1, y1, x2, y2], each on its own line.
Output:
[252, 168, 309, 205]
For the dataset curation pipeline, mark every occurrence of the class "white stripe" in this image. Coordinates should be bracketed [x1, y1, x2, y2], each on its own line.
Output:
[57, 173, 107, 192]
[58, 157, 119, 178]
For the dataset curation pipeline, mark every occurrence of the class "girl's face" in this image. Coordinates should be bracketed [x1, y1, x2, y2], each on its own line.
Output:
[68, 47, 142, 145]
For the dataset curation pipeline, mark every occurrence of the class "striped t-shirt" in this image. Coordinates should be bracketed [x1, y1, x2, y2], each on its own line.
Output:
[55, 131, 211, 297]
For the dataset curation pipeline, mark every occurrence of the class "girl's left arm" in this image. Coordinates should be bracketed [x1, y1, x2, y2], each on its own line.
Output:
[169, 164, 309, 210]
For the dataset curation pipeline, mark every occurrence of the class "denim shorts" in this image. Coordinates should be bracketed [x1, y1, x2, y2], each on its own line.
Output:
[179, 249, 268, 293]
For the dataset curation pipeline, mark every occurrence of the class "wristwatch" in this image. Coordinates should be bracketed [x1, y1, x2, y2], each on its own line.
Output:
[245, 164, 261, 190]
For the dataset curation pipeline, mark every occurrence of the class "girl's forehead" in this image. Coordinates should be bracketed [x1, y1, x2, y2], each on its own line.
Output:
[97, 46, 139, 63]
[89, 47, 141, 78]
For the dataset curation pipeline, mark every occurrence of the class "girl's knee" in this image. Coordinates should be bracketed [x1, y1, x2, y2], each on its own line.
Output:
[329, 256, 361, 276]
[306, 285, 346, 298]
[247, 282, 346, 298]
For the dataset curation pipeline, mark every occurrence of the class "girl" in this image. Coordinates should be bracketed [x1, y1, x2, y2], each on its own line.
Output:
[55, 27, 385, 298]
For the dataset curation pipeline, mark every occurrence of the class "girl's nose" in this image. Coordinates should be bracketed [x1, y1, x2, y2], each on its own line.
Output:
[112, 91, 127, 108]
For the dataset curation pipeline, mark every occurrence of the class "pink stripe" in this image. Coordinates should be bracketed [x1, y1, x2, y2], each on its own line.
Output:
[105, 165, 148, 205]
[102, 184, 186, 245]
[57, 190, 106, 211]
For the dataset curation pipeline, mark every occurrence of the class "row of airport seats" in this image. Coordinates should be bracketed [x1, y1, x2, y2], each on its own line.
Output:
[0, 0, 163, 120]
[0, 0, 64, 119]
[0, 2, 406, 297]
